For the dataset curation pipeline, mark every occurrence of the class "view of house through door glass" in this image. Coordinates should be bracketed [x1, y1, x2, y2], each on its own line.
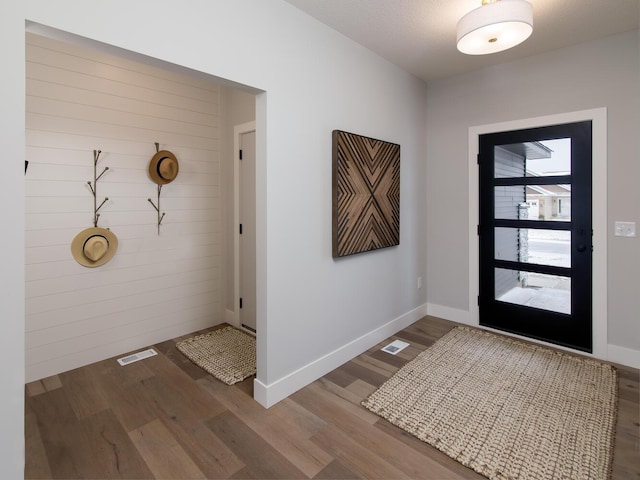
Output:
[479, 121, 592, 352]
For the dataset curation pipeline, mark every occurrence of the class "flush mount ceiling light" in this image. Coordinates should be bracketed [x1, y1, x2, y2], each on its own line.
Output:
[457, 0, 533, 55]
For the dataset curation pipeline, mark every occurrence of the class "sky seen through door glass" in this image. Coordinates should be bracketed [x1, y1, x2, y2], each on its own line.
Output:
[528, 139, 571, 176]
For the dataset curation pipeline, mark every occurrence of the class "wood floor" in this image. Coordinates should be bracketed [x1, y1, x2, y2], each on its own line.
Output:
[25, 316, 639, 479]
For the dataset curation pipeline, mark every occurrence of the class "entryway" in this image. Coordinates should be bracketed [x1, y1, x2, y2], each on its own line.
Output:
[468, 108, 608, 358]
[478, 121, 592, 351]
[235, 122, 257, 333]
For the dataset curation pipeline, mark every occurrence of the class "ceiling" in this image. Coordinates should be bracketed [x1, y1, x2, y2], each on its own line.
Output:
[284, 0, 639, 82]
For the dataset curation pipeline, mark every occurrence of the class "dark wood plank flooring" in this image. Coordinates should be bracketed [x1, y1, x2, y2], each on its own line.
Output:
[25, 316, 640, 479]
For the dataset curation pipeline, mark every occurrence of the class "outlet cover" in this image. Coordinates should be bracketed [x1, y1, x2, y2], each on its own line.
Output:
[614, 221, 636, 237]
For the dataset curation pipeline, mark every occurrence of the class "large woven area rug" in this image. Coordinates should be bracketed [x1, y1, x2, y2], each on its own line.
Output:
[176, 326, 255, 385]
[362, 326, 618, 480]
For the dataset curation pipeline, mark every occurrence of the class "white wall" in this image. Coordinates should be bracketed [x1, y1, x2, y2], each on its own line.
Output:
[25, 33, 225, 381]
[0, 2, 26, 477]
[426, 30, 640, 359]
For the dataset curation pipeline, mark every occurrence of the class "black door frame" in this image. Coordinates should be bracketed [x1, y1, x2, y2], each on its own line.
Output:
[478, 122, 592, 352]
[467, 109, 608, 358]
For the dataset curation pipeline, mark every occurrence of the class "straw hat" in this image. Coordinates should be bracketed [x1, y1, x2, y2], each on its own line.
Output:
[148, 150, 179, 185]
[71, 227, 118, 268]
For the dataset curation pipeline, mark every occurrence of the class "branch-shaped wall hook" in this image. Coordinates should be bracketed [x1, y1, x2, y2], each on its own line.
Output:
[87, 149, 110, 227]
[147, 184, 165, 235]
[147, 142, 179, 235]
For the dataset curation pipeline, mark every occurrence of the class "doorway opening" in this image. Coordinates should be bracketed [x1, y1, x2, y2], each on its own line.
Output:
[234, 122, 257, 334]
[468, 109, 607, 358]
[478, 122, 592, 351]
[24, 22, 265, 397]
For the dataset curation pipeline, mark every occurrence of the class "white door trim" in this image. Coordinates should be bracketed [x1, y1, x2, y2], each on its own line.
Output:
[233, 121, 256, 330]
[468, 108, 607, 359]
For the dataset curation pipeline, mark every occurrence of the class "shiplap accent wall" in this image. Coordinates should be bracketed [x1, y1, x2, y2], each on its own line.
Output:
[25, 33, 223, 382]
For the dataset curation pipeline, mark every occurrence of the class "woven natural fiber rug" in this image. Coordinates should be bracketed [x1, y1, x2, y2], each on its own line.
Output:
[176, 326, 255, 385]
[362, 326, 618, 480]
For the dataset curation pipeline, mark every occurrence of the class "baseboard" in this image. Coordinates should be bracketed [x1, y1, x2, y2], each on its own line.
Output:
[426, 303, 473, 326]
[25, 317, 218, 383]
[253, 302, 639, 408]
[607, 344, 640, 369]
[253, 303, 429, 408]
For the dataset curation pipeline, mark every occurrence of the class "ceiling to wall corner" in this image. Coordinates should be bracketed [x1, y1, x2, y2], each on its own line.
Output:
[284, 0, 639, 82]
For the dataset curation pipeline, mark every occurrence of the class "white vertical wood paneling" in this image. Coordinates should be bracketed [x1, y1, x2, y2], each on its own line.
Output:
[25, 33, 223, 382]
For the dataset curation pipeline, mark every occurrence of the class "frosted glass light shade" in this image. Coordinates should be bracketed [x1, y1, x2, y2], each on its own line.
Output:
[457, 0, 533, 55]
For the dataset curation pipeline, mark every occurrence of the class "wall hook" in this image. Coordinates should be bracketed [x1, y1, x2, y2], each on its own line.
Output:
[147, 184, 165, 235]
[147, 142, 178, 235]
[87, 149, 109, 227]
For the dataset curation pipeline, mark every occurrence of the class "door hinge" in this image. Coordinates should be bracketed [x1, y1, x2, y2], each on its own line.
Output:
[239, 149, 243, 160]
[477, 224, 481, 236]
[239, 298, 243, 309]
[477, 153, 481, 165]
[239, 224, 243, 234]
[477, 295, 480, 306]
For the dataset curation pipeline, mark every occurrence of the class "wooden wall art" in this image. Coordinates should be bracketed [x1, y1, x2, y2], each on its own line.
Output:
[332, 130, 400, 257]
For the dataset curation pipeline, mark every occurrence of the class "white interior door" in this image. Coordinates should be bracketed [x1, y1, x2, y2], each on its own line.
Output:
[239, 130, 256, 332]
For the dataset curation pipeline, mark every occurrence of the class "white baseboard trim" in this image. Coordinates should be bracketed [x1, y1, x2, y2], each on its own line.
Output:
[426, 303, 473, 326]
[607, 344, 640, 369]
[253, 303, 429, 408]
[253, 302, 639, 408]
[25, 317, 218, 383]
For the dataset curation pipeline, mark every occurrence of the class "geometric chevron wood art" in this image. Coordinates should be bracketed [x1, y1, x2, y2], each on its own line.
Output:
[332, 130, 400, 257]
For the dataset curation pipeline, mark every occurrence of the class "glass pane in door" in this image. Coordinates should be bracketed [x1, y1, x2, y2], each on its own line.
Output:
[494, 184, 571, 221]
[495, 267, 571, 315]
[495, 228, 570, 268]
[494, 138, 572, 178]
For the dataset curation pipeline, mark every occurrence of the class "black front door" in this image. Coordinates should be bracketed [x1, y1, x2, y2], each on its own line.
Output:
[478, 121, 592, 352]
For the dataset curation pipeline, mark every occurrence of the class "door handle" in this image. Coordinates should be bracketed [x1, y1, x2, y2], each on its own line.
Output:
[576, 244, 587, 253]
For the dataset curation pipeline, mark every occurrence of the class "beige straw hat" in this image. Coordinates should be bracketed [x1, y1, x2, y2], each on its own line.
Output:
[148, 150, 179, 185]
[70, 227, 118, 268]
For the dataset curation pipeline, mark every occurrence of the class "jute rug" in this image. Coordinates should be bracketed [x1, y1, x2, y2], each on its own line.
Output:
[176, 326, 256, 385]
[362, 326, 618, 480]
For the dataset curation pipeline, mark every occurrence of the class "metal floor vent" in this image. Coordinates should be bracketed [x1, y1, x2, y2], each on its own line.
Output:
[117, 348, 157, 366]
[381, 340, 410, 355]
[241, 323, 256, 334]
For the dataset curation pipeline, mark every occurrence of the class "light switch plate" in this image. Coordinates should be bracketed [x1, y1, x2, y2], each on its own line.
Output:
[614, 221, 636, 237]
